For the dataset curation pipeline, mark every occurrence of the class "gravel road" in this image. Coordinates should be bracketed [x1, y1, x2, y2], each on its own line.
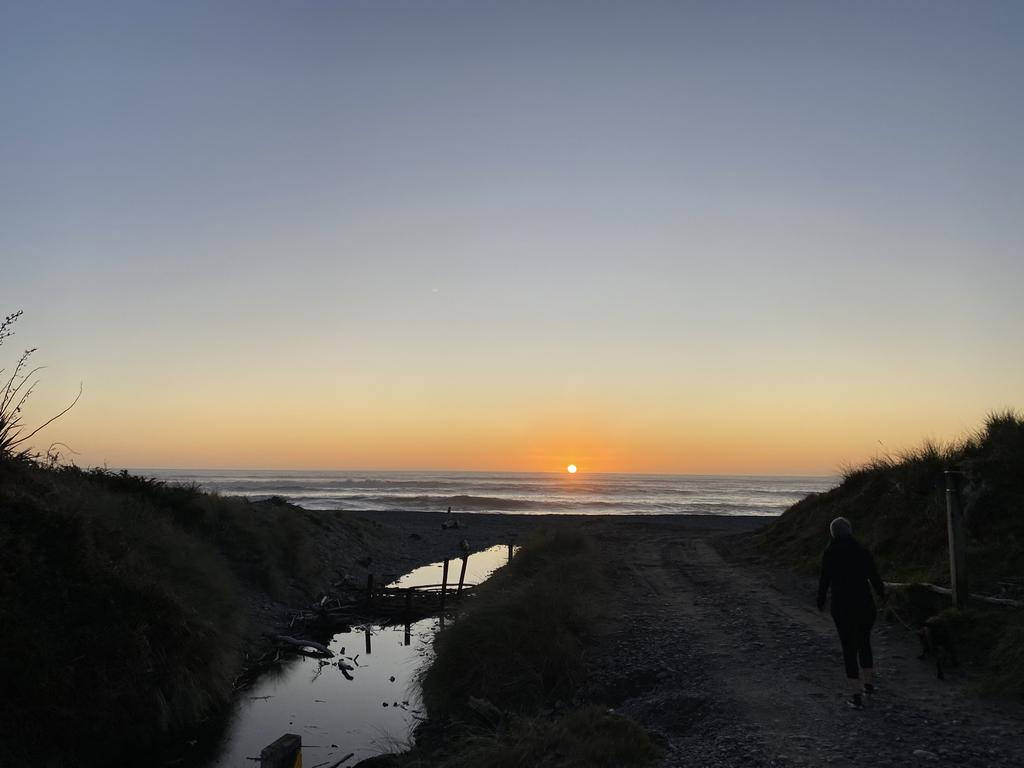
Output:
[580, 517, 1024, 768]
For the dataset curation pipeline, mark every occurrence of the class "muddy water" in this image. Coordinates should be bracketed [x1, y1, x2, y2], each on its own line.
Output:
[209, 545, 514, 767]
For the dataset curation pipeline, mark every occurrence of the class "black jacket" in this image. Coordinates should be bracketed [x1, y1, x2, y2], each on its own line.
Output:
[817, 536, 885, 615]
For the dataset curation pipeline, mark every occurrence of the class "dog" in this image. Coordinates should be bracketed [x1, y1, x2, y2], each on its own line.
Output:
[917, 615, 959, 679]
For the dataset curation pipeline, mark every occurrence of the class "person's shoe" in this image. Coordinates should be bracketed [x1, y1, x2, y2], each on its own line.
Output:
[847, 693, 864, 710]
[863, 683, 876, 695]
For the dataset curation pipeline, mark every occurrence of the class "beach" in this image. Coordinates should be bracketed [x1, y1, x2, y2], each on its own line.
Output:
[277, 508, 1024, 768]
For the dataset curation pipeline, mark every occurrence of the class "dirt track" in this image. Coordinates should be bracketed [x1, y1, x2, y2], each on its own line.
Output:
[581, 517, 1024, 768]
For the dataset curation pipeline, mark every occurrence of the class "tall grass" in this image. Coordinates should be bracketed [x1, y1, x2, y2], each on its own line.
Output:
[760, 410, 1024, 584]
[395, 527, 658, 767]
[0, 462, 320, 766]
[423, 527, 602, 717]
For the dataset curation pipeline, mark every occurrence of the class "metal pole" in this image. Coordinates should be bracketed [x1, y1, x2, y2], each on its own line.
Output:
[945, 469, 968, 610]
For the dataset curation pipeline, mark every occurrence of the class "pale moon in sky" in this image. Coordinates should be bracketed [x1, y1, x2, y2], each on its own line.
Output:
[567, 464, 577, 474]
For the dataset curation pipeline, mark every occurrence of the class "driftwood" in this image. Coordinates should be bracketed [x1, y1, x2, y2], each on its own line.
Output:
[884, 582, 1024, 608]
[275, 635, 334, 657]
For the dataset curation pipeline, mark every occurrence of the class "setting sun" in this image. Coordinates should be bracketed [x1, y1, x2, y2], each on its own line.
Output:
[567, 464, 577, 474]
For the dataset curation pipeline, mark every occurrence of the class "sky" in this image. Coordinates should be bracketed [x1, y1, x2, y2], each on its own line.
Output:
[2, 1, 1022, 474]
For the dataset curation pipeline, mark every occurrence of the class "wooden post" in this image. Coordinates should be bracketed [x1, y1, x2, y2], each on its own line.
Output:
[945, 469, 968, 610]
[456, 555, 469, 599]
[508, 543, 513, 564]
[365, 625, 372, 655]
[403, 588, 413, 645]
[365, 574, 374, 607]
[440, 558, 450, 613]
[260, 733, 301, 768]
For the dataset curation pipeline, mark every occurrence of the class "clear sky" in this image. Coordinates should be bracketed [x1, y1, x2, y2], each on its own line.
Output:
[2, 1, 1022, 474]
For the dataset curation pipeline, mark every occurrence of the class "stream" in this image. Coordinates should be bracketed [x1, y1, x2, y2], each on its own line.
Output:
[208, 544, 515, 767]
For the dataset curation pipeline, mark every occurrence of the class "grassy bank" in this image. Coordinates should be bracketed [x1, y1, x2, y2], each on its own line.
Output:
[371, 528, 658, 768]
[756, 410, 1024, 695]
[0, 461, 336, 766]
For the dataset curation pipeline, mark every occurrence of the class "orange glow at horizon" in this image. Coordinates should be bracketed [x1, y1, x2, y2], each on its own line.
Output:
[26, 375, 1013, 477]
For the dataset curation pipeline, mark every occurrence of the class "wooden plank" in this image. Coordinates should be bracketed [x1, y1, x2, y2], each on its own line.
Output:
[260, 733, 301, 768]
[884, 581, 1023, 608]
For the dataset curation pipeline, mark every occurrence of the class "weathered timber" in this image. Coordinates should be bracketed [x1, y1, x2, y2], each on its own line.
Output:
[884, 582, 1024, 608]
[275, 635, 334, 657]
[440, 559, 450, 613]
[945, 469, 969, 609]
[260, 733, 301, 768]
[456, 555, 469, 599]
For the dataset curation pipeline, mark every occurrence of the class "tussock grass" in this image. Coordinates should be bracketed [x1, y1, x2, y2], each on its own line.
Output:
[757, 409, 1024, 695]
[0, 462, 319, 766]
[423, 527, 601, 717]
[390, 527, 659, 767]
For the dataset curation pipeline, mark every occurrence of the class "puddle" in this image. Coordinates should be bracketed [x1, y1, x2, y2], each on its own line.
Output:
[208, 544, 514, 767]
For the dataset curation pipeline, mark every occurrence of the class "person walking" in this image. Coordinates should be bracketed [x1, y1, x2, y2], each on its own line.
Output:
[817, 516, 886, 710]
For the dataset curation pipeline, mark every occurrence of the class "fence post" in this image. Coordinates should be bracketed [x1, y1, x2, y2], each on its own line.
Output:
[945, 469, 968, 609]
[456, 555, 469, 599]
[440, 558, 450, 613]
[260, 734, 301, 768]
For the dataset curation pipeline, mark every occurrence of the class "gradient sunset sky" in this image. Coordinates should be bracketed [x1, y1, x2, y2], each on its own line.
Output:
[2, 1, 1022, 474]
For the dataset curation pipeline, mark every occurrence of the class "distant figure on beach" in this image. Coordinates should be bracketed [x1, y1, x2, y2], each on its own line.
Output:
[817, 516, 886, 710]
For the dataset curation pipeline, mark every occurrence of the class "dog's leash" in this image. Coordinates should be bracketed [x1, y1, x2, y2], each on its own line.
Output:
[883, 601, 918, 633]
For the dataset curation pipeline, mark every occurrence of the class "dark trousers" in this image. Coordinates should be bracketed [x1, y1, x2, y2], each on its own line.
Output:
[833, 607, 875, 680]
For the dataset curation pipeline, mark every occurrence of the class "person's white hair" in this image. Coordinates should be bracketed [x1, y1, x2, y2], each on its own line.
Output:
[829, 516, 852, 538]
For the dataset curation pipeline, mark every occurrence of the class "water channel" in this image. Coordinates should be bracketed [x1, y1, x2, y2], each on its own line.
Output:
[209, 544, 515, 767]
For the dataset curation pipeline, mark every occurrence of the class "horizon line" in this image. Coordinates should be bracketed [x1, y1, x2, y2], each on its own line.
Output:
[122, 466, 840, 479]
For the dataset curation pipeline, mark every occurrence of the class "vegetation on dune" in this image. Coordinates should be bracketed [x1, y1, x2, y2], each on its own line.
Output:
[375, 528, 658, 768]
[0, 461, 321, 767]
[422, 527, 601, 717]
[757, 410, 1024, 694]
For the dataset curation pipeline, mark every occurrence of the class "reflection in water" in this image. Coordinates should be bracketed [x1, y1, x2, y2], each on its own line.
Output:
[387, 543, 518, 589]
[209, 545, 514, 767]
[211, 621, 435, 767]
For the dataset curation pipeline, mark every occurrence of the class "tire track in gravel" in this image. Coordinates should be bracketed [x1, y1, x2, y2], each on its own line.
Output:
[584, 520, 1024, 768]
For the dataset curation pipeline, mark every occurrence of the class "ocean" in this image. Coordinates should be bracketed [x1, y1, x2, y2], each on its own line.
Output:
[139, 470, 836, 517]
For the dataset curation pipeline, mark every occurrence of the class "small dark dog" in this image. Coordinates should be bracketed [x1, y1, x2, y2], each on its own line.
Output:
[917, 616, 959, 679]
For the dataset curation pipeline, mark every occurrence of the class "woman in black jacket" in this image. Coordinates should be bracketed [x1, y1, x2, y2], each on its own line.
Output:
[817, 516, 886, 710]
